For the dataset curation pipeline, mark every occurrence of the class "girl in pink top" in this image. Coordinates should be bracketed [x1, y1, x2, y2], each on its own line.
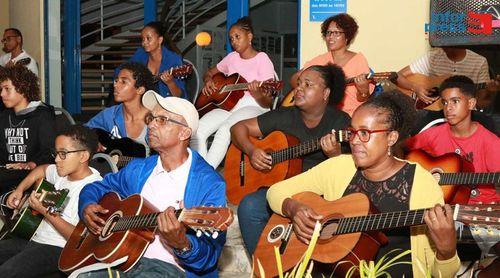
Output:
[291, 13, 374, 116]
[191, 17, 276, 169]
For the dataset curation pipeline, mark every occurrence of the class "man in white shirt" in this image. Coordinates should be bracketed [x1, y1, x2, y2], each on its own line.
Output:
[1, 28, 38, 76]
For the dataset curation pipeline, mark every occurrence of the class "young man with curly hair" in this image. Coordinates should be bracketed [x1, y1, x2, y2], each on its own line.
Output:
[85, 62, 157, 155]
[0, 64, 56, 195]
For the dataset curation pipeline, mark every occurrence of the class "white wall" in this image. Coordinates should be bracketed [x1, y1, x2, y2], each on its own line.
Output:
[299, 0, 431, 71]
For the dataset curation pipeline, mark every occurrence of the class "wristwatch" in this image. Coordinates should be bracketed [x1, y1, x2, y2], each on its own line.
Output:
[174, 242, 192, 256]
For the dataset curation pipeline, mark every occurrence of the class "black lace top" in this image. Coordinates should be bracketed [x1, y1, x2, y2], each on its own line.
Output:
[343, 163, 416, 277]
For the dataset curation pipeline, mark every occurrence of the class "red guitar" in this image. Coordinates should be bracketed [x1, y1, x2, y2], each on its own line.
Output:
[406, 150, 500, 204]
[224, 130, 350, 205]
[195, 72, 284, 116]
[58, 192, 233, 274]
[254, 192, 499, 277]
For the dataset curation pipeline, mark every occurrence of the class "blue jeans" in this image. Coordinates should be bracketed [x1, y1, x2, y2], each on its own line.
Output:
[237, 188, 273, 255]
[77, 257, 185, 278]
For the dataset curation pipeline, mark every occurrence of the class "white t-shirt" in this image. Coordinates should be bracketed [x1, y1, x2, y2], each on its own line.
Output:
[409, 48, 489, 84]
[0, 49, 39, 76]
[31, 165, 102, 248]
[140, 149, 192, 269]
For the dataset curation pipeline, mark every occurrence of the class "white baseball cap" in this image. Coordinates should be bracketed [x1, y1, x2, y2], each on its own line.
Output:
[142, 90, 199, 135]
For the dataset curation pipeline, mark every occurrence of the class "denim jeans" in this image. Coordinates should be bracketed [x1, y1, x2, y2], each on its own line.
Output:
[237, 188, 273, 255]
[77, 257, 186, 278]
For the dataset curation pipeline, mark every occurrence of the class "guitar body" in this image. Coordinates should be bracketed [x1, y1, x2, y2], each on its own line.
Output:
[224, 131, 302, 205]
[406, 149, 475, 204]
[95, 128, 147, 158]
[281, 89, 295, 107]
[2, 179, 68, 240]
[59, 193, 157, 273]
[254, 193, 387, 277]
[398, 74, 449, 111]
[195, 73, 247, 117]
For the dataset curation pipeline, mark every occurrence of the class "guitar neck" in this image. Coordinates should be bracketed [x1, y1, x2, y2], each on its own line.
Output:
[221, 82, 252, 92]
[438, 172, 500, 185]
[116, 155, 135, 168]
[270, 130, 349, 165]
[111, 209, 183, 231]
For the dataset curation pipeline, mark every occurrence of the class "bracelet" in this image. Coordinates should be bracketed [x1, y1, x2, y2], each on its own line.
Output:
[174, 241, 192, 256]
[411, 91, 417, 100]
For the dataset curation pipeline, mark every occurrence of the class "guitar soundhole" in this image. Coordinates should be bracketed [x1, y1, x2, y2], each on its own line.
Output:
[267, 224, 286, 243]
[99, 211, 122, 241]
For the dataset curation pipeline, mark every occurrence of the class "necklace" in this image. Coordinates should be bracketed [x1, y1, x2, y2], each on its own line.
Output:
[9, 115, 25, 128]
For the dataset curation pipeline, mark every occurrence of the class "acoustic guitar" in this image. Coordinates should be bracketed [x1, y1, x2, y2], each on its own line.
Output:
[195, 72, 284, 116]
[254, 192, 499, 277]
[406, 150, 500, 204]
[281, 72, 398, 107]
[58, 192, 234, 274]
[0, 179, 69, 240]
[152, 63, 193, 83]
[224, 130, 350, 205]
[397, 74, 500, 111]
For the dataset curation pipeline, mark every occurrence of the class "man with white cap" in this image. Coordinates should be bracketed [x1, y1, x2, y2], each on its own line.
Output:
[77, 91, 226, 277]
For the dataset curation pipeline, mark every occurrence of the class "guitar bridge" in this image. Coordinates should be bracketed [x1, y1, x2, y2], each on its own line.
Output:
[76, 227, 89, 249]
[279, 223, 293, 255]
[239, 152, 245, 186]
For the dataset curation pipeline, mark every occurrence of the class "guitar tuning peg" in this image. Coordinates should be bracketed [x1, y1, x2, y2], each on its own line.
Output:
[196, 230, 202, 237]
[204, 231, 211, 237]
[211, 231, 219, 239]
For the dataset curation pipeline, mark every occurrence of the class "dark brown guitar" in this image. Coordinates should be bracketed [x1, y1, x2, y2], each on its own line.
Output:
[224, 130, 350, 205]
[152, 64, 193, 83]
[254, 192, 499, 277]
[195, 72, 283, 116]
[58, 192, 233, 274]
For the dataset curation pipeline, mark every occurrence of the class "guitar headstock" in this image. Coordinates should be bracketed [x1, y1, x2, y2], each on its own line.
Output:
[16, 57, 32, 67]
[261, 80, 284, 92]
[180, 206, 234, 238]
[171, 64, 193, 79]
[456, 204, 500, 232]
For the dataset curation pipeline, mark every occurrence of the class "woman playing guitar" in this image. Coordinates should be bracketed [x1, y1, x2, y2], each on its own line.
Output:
[265, 92, 459, 277]
[190, 17, 276, 169]
[289, 13, 374, 116]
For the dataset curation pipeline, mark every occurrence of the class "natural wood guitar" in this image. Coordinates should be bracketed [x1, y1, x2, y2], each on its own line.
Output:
[58, 192, 233, 274]
[397, 74, 500, 111]
[406, 150, 499, 204]
[281, 72, 398, 107]
[152, 63, 193, 83]
[224, 130, 350, 205]
[195, 72, 284, 116]
[254, 192, 499, 277]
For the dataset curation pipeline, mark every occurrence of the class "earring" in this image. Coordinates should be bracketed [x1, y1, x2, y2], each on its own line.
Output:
[387, 148, 391, 157]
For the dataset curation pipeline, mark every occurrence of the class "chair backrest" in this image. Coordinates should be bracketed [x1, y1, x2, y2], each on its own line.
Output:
[89, 153, 118, 176]
[54, 107, 76, 133]
[183, 58, 200, 103]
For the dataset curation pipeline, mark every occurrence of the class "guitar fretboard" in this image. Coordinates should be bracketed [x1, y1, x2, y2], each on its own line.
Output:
[111, 210, 183, 232]
[270, 130, 349, 165]
[220, 83, 251, 93]
[438, 172, 499, 185]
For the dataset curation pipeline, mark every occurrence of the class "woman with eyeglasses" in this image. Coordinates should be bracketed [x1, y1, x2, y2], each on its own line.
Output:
[0, 64, 56, 196]
[265, 91, 459, 277]
[289, 13, 374, 116]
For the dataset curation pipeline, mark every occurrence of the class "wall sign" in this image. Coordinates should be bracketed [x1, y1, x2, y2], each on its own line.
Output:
[310, 0, 347, 22]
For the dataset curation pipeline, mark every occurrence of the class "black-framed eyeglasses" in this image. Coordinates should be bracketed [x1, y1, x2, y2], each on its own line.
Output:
[1, 36, 19, 43]
[325, 30, 345, 37]
[144, 113, 188, 127]
[347, 128, 392, 143]
[52, 149, 86, 160]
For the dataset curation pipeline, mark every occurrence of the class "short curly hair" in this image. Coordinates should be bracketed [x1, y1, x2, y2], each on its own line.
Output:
[439, 75, 476, 98]
[304, 63, 346, 105]
[0, 64, 40, 102]
[119, 62, 157, 92]
[58, 125, 99, 157]
[321, 13, 359, 46]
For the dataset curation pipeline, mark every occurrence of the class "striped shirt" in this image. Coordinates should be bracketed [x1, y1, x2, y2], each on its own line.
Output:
[410, 48, 489, 83]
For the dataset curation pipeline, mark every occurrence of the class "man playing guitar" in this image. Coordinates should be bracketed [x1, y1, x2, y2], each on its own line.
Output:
[77, 93, 226, 277]
[232, 64, 350, 254]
